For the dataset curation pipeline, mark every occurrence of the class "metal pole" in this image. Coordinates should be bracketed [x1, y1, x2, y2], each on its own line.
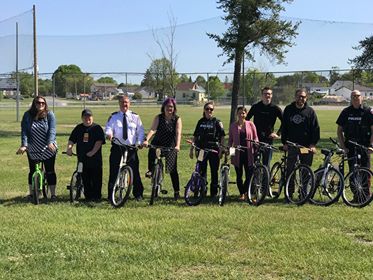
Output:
[207, 73, 210, 101]
[52, 75, 55, 111]
[33, 5, 38, 97]
[242, 52, 245, 106]
[16, 22, 20, 122]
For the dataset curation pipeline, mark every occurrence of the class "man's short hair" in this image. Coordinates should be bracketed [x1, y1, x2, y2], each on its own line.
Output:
[261, 86, 272, 94]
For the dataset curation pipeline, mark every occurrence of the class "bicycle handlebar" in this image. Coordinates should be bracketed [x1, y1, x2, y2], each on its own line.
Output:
[147, 144, 174, 152]
[186, 140, 218, 154]
[112, 137, 138, 150]
[247, 139, 278, 151]
[286, 141, 311, 151]
[348, 140, 370, 151]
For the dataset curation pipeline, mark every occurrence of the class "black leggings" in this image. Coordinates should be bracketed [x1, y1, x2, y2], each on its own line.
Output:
[27, 154, 57, 186]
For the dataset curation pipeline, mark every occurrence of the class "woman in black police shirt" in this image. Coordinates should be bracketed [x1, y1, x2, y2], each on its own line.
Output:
[190, 101, 225, 197]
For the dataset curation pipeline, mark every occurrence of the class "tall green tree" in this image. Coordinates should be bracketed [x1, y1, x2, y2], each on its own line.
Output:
[96, 76, 117, 85]
[208, 0, 299, 124]
[141, 58, 178, 100]
[349, 36, 373, 69]
[52, 65, 86, 97]
[207, 76, 225, 100]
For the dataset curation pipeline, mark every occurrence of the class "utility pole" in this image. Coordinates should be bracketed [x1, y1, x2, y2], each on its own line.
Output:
[33, 5, 38, 97]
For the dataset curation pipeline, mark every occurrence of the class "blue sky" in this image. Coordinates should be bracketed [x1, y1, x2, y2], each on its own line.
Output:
[1, 0, 373, 78]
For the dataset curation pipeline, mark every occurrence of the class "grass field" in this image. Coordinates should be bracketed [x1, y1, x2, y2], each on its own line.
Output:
[1, 102, 373, 279]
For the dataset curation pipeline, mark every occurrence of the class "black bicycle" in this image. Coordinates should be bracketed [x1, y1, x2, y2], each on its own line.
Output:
[269, 146, 287, 200]
[247, 140, 275, 206]
[339, 140, 373, 207]
[283, 141, 315, 205]
[147, 144, 174, 205]
[63, 151, 85, 203]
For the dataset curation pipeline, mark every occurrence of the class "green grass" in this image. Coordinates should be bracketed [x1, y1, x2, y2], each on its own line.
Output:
[2, 104, 373, 279]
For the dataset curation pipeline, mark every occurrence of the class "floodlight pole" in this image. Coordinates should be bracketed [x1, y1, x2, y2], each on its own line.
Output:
[33, 5, 38, 97]
[16, 22, 20, 122]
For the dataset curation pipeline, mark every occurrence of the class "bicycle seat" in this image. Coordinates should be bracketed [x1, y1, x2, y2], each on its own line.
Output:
[321, 148, 331, 156]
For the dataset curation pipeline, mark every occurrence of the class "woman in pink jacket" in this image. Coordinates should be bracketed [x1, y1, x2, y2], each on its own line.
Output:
[228, 106, 258, 201]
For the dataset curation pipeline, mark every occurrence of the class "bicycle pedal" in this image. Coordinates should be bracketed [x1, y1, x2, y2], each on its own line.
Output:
[161, 190, 168, 195]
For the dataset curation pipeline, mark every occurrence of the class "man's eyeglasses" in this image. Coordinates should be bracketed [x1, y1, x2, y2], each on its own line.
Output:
[352, 95, 361, 98]
[205, 107, 214, 112]
[297, 95, 307, 99]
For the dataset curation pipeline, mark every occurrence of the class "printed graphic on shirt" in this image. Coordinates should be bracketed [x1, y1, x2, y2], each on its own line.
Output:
[83, 132, 89, 142]
[290, 114, 305, 124]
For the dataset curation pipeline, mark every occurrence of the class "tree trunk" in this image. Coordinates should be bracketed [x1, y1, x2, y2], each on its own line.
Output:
[230, 49, 243, 125]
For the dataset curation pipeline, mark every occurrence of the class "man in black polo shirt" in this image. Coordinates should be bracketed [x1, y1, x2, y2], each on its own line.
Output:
[337, 90, 373, 170]
[247, 86, 282, 166]
[66, 109, 106, 201]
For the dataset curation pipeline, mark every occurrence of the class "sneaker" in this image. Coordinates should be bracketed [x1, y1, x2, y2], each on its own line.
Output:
[174, 191, 180, 201]
[26, 194, 33, 202]
[50, 195, 57, 202]
[145, 171, 152, 178]
[135, 195, 143, 201]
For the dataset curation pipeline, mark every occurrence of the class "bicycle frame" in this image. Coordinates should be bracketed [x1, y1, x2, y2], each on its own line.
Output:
[31, 161, 45, 193]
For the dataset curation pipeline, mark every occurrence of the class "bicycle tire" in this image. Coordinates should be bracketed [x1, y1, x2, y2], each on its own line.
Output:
[184, 173, 204, 206]
[310, 167, 343, 206]
[69, 171, 81, 203]
[285, 164, 315, 206]
[343, 167, 373, 208]
[32, 173, 41, 205]
[111, 166, 133, 208]
[218, 167, 229, 206]
[248, 165, 269, 206]
[269, 162, 283, 199]
[150, 163, 162, 205]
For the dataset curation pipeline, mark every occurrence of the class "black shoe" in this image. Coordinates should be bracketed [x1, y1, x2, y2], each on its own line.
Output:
[135, 195, 143, 201]
[51, 195, 57, 202]
[145, 171, 152, 178]
[26, 194, 33, 202]
[174, 191, 180, 201]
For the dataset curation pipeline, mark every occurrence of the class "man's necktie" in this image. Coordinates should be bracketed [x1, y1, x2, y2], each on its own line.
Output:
[123, 113, 128, 140]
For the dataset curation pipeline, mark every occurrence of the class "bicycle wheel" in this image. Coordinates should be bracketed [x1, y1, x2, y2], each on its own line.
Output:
[248, 165, 269, 206]
[310, 167, 343, 206]
[343, 167, 373, 208]
[285, 164, 315, 205]
[218, 167, 229, 206]
[32, 173, 41, 205]
[269, 162, 283, 199]
[184, 173, 204, 206]
[150, 163, 162, 205]
[69, 171, 81, 203]
[111, 166, 133, 208]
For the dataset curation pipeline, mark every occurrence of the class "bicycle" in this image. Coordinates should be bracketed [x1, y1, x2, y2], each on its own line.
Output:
[110, 137, 136, 208]
[283, 141, 315, 205]
[309, 138, 344, 206]
[247, 140, 274, 206]
[213, 143, 244, 206]
[63, 151, 85, 203]
[184, 140, 219, 206]
[269, 146, 287, 200]
[339, 140, 373, 207]
[146, 144, 174, 205]
[18, 150, 48, 205]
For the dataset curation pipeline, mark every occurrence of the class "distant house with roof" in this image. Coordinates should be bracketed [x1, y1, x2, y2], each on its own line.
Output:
[0, 78, 17, 98]
[90, 82, 118, 100]
[175, 82, 206, 102]
[330, 80, 373, 100]
[302, 83, 330, 96]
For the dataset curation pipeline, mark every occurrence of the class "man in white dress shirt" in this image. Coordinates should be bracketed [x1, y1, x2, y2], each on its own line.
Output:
[105, 95, 145, 201]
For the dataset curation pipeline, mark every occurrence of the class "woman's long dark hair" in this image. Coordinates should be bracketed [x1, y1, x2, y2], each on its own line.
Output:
[29, 96, 49, 119]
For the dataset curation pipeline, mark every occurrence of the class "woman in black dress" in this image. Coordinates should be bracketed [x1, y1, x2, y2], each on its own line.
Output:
[143, 98, 182, 200]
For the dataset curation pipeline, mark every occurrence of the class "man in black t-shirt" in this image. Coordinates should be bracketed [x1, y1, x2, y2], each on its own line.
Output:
[66, 109, 106, 201]
[247, 86, 282, 166]
[337, 90, 373, 170]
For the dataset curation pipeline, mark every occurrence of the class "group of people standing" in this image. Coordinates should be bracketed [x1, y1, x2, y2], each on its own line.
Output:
[17, 87, 373, 203]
